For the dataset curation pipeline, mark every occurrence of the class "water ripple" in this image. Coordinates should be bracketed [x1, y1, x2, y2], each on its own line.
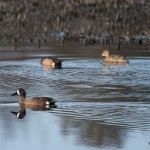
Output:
[0, 57, 150, 131]
[51, 101, 150, 130]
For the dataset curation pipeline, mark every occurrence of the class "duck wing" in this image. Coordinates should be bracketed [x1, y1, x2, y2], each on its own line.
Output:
[110, 55, 125, 59]
[29, 97, 56, 105]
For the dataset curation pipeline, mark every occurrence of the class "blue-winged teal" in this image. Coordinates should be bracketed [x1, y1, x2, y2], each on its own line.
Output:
[41, 56, 62, 69]
[101, 50, 128, 63]
[11, 88, 56, 107]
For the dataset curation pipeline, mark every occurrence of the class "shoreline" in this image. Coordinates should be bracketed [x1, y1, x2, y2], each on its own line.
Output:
[0, 43, 150, 60]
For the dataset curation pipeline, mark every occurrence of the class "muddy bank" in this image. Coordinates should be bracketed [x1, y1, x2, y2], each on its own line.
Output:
[0, 43, 150, 62]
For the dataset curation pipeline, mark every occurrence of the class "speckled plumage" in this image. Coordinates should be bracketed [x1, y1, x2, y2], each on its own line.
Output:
[101, 50, 128, 63]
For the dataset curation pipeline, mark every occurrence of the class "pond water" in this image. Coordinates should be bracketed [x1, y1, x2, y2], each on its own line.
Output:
[0, 48, 150, 150]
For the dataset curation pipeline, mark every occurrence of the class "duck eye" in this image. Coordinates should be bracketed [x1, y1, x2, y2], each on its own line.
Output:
[17, 90, 20, 95]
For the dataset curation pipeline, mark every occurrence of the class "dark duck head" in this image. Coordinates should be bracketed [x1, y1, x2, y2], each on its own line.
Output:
[11, 88, 26, 99]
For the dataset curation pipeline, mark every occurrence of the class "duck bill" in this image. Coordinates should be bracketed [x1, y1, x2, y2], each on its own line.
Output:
[11, 92, 17, 96]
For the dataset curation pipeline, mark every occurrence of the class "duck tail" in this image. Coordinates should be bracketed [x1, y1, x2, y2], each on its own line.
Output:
[50, 101, 56, 105]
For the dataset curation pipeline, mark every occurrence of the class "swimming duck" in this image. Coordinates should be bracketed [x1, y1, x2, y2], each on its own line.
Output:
[10, 108, 26, 119]
[11, 88, 56, 108]
[101, 50, 128, 63]
[41, 56, 62, 69]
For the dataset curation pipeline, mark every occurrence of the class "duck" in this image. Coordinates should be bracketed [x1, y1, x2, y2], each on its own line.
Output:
[41, 56, 62, 69]
[11, 88, 56, 108]
[10, 108, 26, 119]
[101, 49, 128, 63]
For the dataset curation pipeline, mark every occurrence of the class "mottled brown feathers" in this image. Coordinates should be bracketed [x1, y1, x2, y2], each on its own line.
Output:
[101, 50, 128, 63]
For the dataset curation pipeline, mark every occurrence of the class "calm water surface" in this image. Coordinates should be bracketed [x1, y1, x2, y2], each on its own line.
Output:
[0, 49, 150, 150]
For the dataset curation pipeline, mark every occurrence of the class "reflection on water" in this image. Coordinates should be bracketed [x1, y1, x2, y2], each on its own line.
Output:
[58, 115, 126, 148]
[10, 103, 56, 119]
[52, 101, 150, 130]
[0, 51, 150, 150]
[10, 105, 26, 119]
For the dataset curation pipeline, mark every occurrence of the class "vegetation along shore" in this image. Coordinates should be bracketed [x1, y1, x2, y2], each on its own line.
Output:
[0, 0, 149, 51]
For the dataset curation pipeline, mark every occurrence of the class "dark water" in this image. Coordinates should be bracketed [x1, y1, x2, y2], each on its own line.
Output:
[0, 49, 150, 150]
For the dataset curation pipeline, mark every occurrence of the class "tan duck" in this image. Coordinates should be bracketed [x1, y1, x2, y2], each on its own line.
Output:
[11, 88, 56, 108]
[41, 56, 62, 69]
[101, 50, 128, 63]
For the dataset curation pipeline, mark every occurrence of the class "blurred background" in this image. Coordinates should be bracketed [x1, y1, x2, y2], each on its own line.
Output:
[0, 0, 149, 50]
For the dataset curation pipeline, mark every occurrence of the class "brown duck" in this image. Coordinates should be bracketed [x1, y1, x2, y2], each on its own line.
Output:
[101, 50, 128, 63]
[41, 56, 62, 69]
[11, 88, 56, 108]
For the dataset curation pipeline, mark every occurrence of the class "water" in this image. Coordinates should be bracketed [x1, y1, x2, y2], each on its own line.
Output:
[0, 49, 150, 150]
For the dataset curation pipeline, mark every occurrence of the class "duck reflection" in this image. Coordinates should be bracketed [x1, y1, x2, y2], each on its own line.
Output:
[10, 103, 56, 119]
[42, 65, 55, 71]
[42, 64, 62, 71]
[102, 61, 127, 67]
[10, 105, 26, 119]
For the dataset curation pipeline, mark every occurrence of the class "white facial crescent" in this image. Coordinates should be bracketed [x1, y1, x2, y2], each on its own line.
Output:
[17, 90, 20, 95]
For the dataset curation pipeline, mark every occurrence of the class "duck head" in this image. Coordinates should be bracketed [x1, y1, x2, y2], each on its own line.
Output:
[101, 50, 110, 58]
[11, 88, 26, 98]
